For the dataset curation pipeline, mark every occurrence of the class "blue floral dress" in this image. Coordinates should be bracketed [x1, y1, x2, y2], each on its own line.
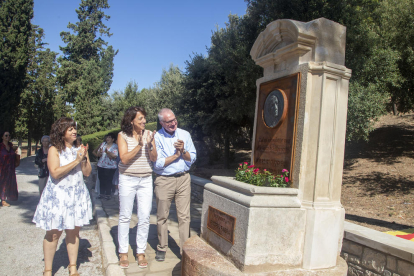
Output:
[33, 146, 93, 231]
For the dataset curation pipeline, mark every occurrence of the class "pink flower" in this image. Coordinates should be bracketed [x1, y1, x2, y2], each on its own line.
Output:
[248, 165, 255, 168]
[263, 169, 267, 172]
[239, 163, 242, 167]
[280, 175, 283, 178]
[285, 177, 289, 182]
[282, 169, 288, 173]
[244, 162, 248, 165]
[253, 168, 259, 173]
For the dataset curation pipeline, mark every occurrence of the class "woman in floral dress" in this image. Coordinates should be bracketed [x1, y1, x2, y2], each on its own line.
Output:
[33, 117, 92, 276]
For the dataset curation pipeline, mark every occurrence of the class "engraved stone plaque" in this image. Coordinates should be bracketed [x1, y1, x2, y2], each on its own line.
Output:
[207, 206, 236, 244]
[253, 73, 300, 179]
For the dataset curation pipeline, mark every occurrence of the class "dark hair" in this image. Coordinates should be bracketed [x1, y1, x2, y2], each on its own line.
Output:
[106, 132, 117, 142]
[120, 106, 147, 136]
[50, 117, 77, 152]
[0, 130, 10, 142]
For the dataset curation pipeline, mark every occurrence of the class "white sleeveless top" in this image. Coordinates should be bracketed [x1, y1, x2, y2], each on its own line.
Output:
[118, 130, 153, 177]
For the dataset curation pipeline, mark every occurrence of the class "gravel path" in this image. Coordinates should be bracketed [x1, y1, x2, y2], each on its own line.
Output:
[0, 156, 103, 276]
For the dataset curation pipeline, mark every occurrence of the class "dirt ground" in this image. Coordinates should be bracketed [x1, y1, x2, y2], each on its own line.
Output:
[192, 113, 414, 233]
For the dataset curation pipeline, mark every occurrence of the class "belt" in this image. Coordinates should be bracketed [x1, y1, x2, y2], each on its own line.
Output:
[157, 172, 188, 177]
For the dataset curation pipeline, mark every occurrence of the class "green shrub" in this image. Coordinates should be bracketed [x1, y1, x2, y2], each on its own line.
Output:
[82, 122, 157, 161]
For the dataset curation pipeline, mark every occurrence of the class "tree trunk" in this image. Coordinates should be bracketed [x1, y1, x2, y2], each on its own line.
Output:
[27, 131, 32, 157]
[392, 102, 398, 116]
[224, 137, 230, 169]
[18, 137, 23, 155]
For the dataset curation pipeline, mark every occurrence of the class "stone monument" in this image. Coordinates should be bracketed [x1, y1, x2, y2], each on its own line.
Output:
[182, 18, 351, 276]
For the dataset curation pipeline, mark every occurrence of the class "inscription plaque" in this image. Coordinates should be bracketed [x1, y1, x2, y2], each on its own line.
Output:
[253, 73, 300, 180]
[207, 206, 236, 244]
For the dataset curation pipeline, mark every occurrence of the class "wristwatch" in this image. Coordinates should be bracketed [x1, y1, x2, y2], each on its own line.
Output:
[182, 149, 187, 155]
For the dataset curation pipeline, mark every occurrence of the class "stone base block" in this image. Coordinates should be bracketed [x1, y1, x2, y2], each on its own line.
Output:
[182, 236, 348, 276]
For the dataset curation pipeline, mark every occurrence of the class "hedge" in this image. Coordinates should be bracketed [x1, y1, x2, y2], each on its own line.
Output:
[82, 122, 157, 162]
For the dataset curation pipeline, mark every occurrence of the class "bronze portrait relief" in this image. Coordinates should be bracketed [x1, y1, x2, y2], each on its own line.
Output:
[263, 89, 287, 128]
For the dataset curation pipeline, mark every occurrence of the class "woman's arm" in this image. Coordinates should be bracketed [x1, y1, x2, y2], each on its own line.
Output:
[118, 132, 142, 164]
[81, 146, 92, 177]
[105, 146, 118, 159]
[147, 130, 157, 162]
[92, 144, 103, 157]
[48, 146, 85, 179]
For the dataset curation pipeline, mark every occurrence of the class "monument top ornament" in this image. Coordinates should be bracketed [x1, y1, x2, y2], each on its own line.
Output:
[250, 18, 346, 76]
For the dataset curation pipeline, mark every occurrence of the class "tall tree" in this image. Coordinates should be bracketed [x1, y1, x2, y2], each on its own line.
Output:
[15, 25, 58, 156]
[182, 15, 261, 167]
[243, 0, 393, 141]
[57, 0, 117, 135]
[0, 0, 33, 132]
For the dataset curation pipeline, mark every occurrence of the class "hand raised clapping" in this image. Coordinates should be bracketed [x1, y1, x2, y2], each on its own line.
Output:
[76, 144, 89, 162]
[174, 139, 184, 154]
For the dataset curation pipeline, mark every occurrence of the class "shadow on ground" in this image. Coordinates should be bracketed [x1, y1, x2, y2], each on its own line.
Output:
[345, 117, 414, 167]
[343, 172, 414, 195]
[345, 214, 413, 231]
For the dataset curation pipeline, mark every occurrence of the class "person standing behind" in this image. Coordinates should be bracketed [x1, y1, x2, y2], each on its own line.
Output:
[93, 133, 118, 200]
[0, 130, 18, 207]
[35, 135, 51, 195]
[153, 108, 196, 261]
[117, 106, 157, 269]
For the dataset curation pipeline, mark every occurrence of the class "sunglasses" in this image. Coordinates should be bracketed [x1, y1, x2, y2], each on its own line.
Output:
[4, 134, 10, 137]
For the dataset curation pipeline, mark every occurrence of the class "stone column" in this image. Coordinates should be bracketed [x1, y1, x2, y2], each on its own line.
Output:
[250, 18, 351, 270]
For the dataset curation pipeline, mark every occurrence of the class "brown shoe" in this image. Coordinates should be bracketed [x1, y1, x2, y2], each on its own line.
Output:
[2, 201, 10, 207]
[68, 264, 79, 276]
[119, 253, 129, 269]
[137, 253, 148, 268]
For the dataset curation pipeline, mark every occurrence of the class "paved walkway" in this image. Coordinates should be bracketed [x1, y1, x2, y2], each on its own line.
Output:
[0, 156, 103, 276]
[0, 156, 201, 276]
[96, 176, 202, 276]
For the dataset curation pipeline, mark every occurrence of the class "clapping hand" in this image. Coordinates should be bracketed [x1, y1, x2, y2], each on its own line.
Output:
[77, 144, 89, 162]
[76, 146, 87, 162]
[137, 131, 144, 147]
[148, 130, 157, 144]
[174, 139, 184, 154]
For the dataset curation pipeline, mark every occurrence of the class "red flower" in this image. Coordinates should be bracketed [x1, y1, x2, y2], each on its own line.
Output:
[285, 177, 289, 182]
[248, 165, 255, 168]
[244, 162, 248, 165]
[239, 163, 242, 167]
[253, 168, 259, 173]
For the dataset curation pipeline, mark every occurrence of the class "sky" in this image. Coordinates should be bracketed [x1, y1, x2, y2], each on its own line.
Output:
[32, 0, 248, 94]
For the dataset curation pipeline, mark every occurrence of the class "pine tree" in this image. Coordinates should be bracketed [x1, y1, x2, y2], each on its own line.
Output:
[57, 0, 117, 135]
[0, 0, 34, 132]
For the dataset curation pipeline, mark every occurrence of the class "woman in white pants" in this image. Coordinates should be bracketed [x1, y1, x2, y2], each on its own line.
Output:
[117, 106, 157, 269]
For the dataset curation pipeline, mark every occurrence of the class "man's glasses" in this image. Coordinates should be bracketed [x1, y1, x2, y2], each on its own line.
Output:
[164, 118, 177, 126]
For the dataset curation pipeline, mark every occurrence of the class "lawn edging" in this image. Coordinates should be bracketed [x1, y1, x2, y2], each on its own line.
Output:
[342, 221, 414, 275]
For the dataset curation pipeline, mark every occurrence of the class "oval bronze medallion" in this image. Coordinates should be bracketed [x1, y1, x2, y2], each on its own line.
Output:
[262, 89, 287, 128]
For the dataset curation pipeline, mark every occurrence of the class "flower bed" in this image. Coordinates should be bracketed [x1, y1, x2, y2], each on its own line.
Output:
[235, 163, 289, 187]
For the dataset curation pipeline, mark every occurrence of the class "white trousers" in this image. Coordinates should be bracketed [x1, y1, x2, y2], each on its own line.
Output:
[118, 174, 153, 254]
